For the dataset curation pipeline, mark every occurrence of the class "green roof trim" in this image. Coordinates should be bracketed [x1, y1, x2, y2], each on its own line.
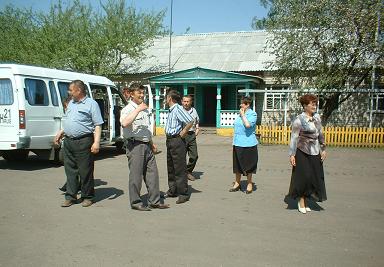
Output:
[147, 67, 264, 84]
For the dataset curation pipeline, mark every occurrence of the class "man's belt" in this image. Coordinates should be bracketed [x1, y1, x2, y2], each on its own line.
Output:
[126, 137, 149, 144]
[166, 134, 180, 139]
[65, 133, 93, 140]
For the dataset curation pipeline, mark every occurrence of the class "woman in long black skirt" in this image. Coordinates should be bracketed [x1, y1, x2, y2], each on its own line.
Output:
[229, 96, 259, 194]
[288, 94, 327, 214]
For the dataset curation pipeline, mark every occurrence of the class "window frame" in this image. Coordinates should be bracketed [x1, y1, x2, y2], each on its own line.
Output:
[369, 93, 384, 113]
[24, 78, 49, 106]
[0, 79, 14, 105]
[48, 81, 59, 106]
[263, 87, 288, 111]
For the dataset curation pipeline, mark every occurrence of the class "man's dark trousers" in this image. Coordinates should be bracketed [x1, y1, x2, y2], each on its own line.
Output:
[185, 132, 198, 173]
[63, 136, 95, 201]
[166, 136, 189, 199]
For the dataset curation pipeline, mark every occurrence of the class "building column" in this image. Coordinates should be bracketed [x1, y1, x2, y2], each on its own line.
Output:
[155, 84, 160, 126]
[183, 84, 188, 96]
[216, 84, 222, 128]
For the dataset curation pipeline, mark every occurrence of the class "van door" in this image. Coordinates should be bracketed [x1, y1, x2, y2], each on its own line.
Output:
[89, 84, 110, 144]
[0, 70, 19, 150]
[23, 77, 60, 149]
[109, 86, 127, 141]
[48, 81, 64, 139]
[144, 84, 155, 135]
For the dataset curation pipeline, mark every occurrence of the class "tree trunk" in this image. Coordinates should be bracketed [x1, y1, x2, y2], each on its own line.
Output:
[321, 93, 341, 125]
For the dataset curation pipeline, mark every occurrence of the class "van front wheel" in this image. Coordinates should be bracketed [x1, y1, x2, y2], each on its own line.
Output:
[2, 150, 29, 161]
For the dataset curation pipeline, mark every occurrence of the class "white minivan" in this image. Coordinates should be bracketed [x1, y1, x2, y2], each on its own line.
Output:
[0, 63, 127, 161]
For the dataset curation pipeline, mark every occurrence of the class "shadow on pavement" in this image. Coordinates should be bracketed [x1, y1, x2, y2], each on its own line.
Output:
[94, 187, 124, 203]
[58, 178, 110, 193]
[284, 195, 324, 211]
[0, 156, 61, 171]
[192, 171, 204, 179]
[0, 146, 124, 171]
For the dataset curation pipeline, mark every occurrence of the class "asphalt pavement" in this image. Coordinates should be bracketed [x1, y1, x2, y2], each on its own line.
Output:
[0, 134, 383, 267]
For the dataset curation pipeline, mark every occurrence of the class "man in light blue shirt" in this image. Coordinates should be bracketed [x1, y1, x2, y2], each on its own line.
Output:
[54, 80, 103, 208]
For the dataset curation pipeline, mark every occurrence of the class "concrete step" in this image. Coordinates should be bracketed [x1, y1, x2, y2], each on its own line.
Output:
[200, 127, 217, 134]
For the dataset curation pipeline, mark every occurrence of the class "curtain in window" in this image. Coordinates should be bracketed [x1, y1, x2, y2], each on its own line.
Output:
[0, 79, 13, 105]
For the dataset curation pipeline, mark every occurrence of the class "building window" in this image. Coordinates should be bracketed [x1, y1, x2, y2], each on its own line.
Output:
[264, 91, 287, 111]
[370, 93, 384, 112]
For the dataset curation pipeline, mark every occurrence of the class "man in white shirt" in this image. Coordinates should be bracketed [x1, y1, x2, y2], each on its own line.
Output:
[182, 95, 200, 181]
[120, 83, 169, 211]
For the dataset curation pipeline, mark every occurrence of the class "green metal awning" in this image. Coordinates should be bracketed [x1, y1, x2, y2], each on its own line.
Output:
[147, 67, 264, 84]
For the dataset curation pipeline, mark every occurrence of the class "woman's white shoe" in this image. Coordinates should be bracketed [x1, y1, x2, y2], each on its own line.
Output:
[305, 207, 311, 212]
[298, 201, 307, 214]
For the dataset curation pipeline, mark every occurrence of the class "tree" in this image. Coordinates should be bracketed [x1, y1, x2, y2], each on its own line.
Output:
[0, 0, 166, 75]
[0, 5, 40, 65]
[253, 0, 384, 124]
[96, 0, 166, 74]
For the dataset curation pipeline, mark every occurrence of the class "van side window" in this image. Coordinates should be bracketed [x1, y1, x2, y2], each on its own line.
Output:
[58, 82, 70, 104]
[49, 81, 59, 106]
[24, 79, 49, 106]
[0, 79, 13, 105]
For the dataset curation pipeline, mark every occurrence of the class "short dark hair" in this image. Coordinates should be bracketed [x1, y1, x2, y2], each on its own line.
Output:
[167, 89, 181, 103]
[299, 94, 318, 107]
[241, 96, 252, 106]
[183, 94, 193, 100]
[70, 80, 87, 95]
[129, 82, 145, 92]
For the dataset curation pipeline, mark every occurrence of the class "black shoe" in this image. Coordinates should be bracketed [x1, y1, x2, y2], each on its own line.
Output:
[131, 205, 151, 211]
[163, 191, 178, 198]
[176, 197, 189, 204]
[149, 203, 170, 209]
[59, 184, 67, 192]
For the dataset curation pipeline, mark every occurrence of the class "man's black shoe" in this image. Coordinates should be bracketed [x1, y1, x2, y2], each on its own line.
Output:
[131, 205, 151, 211]
[163, 192, 178, 198]
[149, 203, 170, 209]
[176, 197, 189, 204]
[59, 184, 67, 192]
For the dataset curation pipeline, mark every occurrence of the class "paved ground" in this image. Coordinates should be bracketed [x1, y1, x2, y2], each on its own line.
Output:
[0, 135, 383, 267]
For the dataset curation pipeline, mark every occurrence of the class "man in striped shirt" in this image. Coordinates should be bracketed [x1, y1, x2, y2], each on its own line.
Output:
[164, 90, 194, 204]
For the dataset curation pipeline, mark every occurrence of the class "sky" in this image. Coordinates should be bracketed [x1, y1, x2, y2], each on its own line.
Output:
[0, 0, 269, 34]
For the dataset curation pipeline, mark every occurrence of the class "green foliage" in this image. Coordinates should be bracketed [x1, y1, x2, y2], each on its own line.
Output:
[0, 5, 39, 65]
[254, 0, 384, 123]
[0, 0, 166, 75]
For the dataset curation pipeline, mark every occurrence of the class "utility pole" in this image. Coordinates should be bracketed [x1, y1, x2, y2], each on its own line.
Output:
[369, 5, 381, 128]
[168, 0, 173, 73]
